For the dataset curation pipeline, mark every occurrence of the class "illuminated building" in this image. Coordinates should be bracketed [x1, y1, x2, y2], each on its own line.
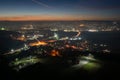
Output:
[53, 33, 59, 40]
[21, 24, 34, 30]
[29, 41, 47, 46]
[50, 50, 60, 57]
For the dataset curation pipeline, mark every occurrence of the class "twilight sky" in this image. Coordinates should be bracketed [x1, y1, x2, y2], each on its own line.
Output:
[0, 0, 120, 21]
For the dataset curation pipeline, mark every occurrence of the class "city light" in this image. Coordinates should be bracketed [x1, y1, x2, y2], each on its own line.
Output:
[50, 50, 60, 57]
[0, 0, 120, 79]
[29, 41, 47, 46]
[88, 29, 98, 32]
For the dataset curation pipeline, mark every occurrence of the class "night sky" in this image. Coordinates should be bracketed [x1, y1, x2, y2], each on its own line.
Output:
[0, 0, 120, 21]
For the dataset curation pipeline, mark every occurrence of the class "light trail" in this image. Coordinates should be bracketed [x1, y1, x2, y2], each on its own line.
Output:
[75, 31, 81, 37]
[32, 0, 52, 8]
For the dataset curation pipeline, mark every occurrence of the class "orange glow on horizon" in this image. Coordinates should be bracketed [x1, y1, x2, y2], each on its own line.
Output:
[0, 15, 115, 21]
[0, 15, 81, 21]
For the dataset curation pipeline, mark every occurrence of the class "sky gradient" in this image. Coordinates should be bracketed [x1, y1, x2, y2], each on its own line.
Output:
[0, 0, 120, 21]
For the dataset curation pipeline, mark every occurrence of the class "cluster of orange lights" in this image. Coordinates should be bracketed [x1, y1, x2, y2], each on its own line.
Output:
[65, 44, 84, 50]
[10, 35, 26, 41]
[29, 41, 84, 57]
[47, 40, 56, 43]
[29, 41, 47, 46]
[50, 50, 61, 57]
[65, 45, 77, 49]
[16, 37, 26, 41]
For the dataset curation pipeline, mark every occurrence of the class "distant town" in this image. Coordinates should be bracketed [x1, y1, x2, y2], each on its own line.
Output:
[0, 21, 120, 80]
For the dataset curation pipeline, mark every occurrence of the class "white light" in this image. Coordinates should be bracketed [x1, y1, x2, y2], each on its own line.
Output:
[79, 37, 82, 40]
[72, 60, 89, 68]
[11, 49, 14, 52]
[80, 60, 89, 65]
[88, 29, 98, 32]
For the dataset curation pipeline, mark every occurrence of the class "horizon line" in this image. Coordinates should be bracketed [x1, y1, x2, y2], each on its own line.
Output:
[0, 20, 119, 22]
